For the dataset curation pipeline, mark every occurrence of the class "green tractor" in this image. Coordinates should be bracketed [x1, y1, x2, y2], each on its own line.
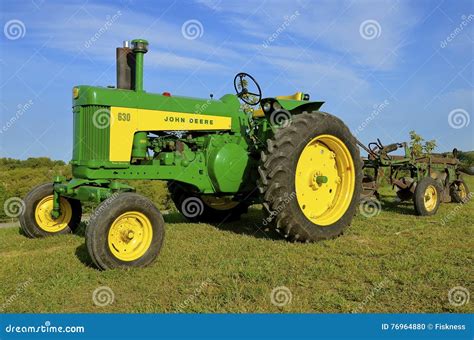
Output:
[20, 39, 362, 270]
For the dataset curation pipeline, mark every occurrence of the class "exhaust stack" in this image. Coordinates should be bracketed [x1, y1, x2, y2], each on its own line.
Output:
[116, 39, 148, 91]
[116, 40, 134, 90]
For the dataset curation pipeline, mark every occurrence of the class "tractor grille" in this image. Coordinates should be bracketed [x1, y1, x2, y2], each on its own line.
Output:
[72, 105, 110, 164]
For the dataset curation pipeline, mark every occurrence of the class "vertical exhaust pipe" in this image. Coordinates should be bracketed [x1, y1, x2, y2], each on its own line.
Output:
[116, 40, 135, 90]
[131, 39, 148, 92]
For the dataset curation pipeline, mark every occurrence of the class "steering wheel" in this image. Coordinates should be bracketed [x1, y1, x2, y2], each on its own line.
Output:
[376, 138, 384, 149]
[233, 72, 262, 106]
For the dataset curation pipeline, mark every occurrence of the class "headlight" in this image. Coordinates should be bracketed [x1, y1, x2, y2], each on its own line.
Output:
[273, 102, 281, 110]
[73, 87, 79, 99]
[263, 102, 271, 112]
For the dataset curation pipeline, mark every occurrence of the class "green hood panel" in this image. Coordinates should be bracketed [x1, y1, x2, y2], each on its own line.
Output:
[73, 86, 241, 116]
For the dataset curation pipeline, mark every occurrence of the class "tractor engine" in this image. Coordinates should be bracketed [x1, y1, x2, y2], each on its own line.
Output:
[147, 132, 252, 193]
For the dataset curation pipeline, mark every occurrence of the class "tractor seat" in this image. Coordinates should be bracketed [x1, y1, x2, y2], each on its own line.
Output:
[275, 92, 304, 101]
[252, 92, 305, 117]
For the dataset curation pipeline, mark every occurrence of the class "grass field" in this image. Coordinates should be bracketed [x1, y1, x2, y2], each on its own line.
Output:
[0, 176, 472, 313]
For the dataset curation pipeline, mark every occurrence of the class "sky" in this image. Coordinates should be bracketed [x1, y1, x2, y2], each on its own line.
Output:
[0, 0, 473, 161]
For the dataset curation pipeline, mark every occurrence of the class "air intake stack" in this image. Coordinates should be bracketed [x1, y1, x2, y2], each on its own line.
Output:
[131, 39, 148, 92]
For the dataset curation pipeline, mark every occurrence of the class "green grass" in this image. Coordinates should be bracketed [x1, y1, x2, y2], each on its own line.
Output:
[0, 176, 472, 313]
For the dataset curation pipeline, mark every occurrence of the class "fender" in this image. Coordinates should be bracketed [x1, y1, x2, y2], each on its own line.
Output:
[276, 99, 325, 114]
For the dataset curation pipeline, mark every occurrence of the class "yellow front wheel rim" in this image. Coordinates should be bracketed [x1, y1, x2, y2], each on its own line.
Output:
[34, 195, 72, 233]
[108, 211, 153, 262]
[423, 185, 438, 212]
[295, 134, 356, 226]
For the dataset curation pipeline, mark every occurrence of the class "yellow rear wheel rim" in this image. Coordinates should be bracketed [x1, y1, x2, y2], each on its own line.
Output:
[108, 211, 153, 262]
[423, 185, 438, 212]
[34, 195, 72, 233]
[295, 134, 355, 226]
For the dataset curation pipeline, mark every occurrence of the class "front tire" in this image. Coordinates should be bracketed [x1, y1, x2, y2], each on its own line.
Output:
[413, 177, 441, 216]
[85, 192, 165, 270]
[20, 183, 82, 238]
[258, 112, 362, 242]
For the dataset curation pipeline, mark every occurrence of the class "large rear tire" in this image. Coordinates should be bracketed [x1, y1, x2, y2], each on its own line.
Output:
[20, 183, 82, 238]
[86, 192, 165, 270]
[258, 112, 362, 242]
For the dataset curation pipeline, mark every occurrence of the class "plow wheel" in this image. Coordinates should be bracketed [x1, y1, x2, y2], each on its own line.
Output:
[168, 183, 249, 222]
[258, 112, 362, 242]
[413, 177, 441, 216]
[450, 180, 470, 203]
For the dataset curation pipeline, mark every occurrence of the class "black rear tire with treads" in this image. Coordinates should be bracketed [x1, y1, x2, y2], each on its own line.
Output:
[258, 112, 362, 242]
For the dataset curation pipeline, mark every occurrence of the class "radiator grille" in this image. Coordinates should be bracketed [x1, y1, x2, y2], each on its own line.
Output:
[72, 105, 110, 163]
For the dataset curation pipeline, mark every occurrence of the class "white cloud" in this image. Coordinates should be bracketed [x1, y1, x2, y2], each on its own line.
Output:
[195, 0, 418, 70]
[27, 3, 236, 71]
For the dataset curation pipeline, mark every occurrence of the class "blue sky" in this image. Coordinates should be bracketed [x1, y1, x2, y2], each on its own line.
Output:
[0, 0, 473, 161]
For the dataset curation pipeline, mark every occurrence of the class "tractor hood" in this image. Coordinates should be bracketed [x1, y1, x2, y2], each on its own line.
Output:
[72, 85, 241, 115]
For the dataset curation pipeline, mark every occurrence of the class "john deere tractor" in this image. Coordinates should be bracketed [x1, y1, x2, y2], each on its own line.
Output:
[20, 39, 362, 270]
